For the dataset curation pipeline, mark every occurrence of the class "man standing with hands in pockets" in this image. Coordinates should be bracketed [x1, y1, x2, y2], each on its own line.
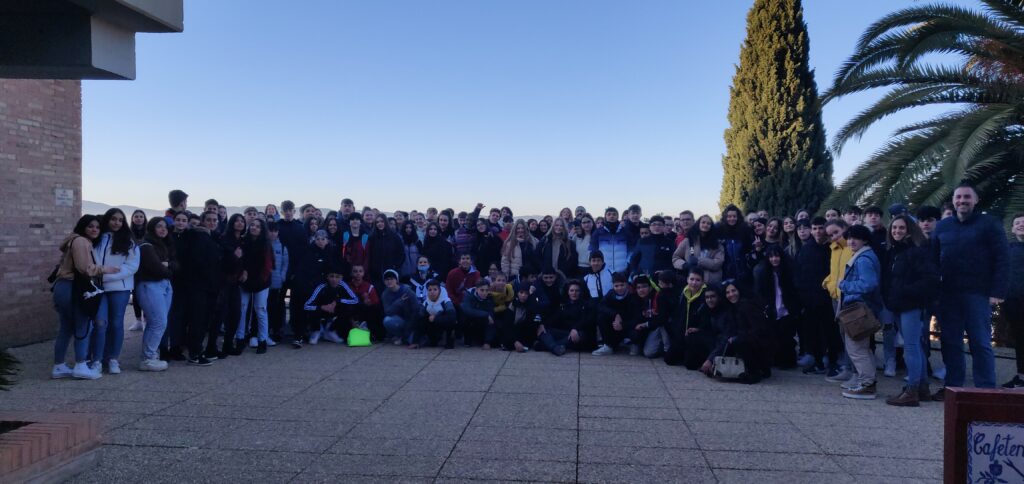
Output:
[931, 183, 1010, 401]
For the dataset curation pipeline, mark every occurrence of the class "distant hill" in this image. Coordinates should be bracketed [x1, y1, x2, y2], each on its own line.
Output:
[82, 201, 249, 220]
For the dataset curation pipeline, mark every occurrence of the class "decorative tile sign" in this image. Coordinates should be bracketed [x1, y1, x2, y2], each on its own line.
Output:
[968, 421, 1024, 483]
[946, 389, 1024, 483]
[55, 188, 74, 207]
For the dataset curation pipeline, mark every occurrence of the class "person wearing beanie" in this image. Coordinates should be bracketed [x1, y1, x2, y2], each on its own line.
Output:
[381, 269, 419, 347]
[838, 224, 883, 400]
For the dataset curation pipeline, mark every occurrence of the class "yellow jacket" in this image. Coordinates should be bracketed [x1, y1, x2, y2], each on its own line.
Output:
[490, 283, 514, 313]
[823, 239, 853, 300]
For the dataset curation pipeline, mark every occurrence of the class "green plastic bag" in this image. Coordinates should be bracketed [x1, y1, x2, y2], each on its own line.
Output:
[347, 328, 372, 347]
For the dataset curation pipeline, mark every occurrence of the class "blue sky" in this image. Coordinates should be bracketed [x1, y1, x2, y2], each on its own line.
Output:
[82, 0, 959, 217]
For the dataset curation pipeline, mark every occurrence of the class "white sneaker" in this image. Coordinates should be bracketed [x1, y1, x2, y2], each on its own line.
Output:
[308, 330, 321, 345]
[322, 331, 344, 344]
[249, 337, 258, 348]
[51, 363, 73, 379]
[72, 362, 101, 380]
[883, 357, 896, 377]
[128, 320, 144, 331]
[108, 359, 121, 375]
[591, 344, 614, 356]
[138, 359, 168, 372]
[267, 338, 278, 347]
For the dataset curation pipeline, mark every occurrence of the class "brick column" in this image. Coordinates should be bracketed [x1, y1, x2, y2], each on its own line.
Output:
[0, 80, 82, 348]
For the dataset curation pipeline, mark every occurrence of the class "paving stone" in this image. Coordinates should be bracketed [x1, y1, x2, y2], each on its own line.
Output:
[291, 473, 432, 484]
[461, 425, 577, 444]
[831, 455, 943, 480]
[580, 429, 699, 449]
[207, 428, 338, 452]
[581, 405, 682, 420]
[579, 445, 703, 466]
[578, 463, 716, 483]
[327, 437, 457, 457]
[703, 450, 843, 472]
[712, 469, 855, 484]
[305, 454, 446, 477]
[580, 395, 677, 408]
[439, 456, 576, 482]
[101, 427, 218, 447]
[490, 374, 579, 395]
[452, 439, 577, 462]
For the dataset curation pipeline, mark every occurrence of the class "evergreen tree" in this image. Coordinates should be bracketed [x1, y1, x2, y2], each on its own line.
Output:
[719, 0, 833, 215]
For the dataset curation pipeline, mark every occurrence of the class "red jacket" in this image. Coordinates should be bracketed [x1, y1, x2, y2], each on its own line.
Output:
[445, 266, 480, 306]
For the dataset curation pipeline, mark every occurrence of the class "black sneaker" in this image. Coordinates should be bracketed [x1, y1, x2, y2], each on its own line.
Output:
[931, 387, 946, 402]
[552, 345, 567, 357]
[803, 363, 827, 375]
[291, 339, 303, 349]
[188, 356, 213, 367]
[1003, 375, 1024, 389]
[256, 341, 267, 354]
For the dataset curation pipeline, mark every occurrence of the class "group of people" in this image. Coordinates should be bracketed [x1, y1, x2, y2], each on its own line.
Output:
[51, 185, 1024, 407]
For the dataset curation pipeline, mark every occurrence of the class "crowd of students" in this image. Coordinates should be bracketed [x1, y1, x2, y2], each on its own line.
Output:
[51, 186, 1024, 407]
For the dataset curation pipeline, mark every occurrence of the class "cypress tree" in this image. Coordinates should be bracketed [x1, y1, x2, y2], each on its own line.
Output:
[719, 0, 833, 215]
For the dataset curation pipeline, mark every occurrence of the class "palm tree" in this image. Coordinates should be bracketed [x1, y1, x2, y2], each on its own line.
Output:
[822, 0, 1024, 221]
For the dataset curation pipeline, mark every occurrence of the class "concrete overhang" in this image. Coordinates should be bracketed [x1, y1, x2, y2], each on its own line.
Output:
[0, 0, 183, 80]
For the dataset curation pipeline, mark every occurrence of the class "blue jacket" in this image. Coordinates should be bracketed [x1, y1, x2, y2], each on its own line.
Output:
[590, 222, 633, 274]
[269, 239, 289, 289]
[932, 212, 1010, 298]
[839, 247, 882, 315]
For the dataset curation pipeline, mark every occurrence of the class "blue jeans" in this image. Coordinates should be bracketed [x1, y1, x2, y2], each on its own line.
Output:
[939, 293, 995, 388]
[899, 309, 929, 387]
[52, 279, 91, 364]
[137, 280, 172, 360]
[383, 315, 409, 343]
[92, 290, 131, 362]
[236, 288, 269, 342]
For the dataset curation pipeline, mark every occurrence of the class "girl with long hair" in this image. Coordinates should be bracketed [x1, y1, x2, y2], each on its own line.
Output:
[135, 217, 177, 371]
[501, 220, 540, 279]
[541, 217, 577, 279]
[51, 215, 111, 380]
[90, 208, 140, 375]
[422, 222, 455, 278]
[673, 215, 724, 284]
[236, 219, 274, 354]
[399, 221, 423, 279]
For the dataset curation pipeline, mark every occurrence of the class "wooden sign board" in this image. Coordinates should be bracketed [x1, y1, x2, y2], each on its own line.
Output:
[945, 387, 1024, 483]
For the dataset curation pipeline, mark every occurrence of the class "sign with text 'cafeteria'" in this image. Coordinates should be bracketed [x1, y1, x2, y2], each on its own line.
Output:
[968, 422, 1024, 483]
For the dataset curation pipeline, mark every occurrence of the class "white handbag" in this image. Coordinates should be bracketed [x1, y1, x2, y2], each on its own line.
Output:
[712, 343, 746, 379]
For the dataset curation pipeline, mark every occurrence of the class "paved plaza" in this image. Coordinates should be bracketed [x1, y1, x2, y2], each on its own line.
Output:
[8, 314, 1018, 483]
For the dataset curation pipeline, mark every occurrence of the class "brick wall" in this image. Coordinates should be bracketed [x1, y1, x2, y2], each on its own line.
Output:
[0, 80, 82, 348]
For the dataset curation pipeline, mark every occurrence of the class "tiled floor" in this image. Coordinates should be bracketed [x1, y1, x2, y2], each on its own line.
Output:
[5, 317, 1011, 483]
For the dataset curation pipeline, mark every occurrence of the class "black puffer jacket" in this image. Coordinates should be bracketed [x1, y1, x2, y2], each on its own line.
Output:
[883, 240, 939, 312]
